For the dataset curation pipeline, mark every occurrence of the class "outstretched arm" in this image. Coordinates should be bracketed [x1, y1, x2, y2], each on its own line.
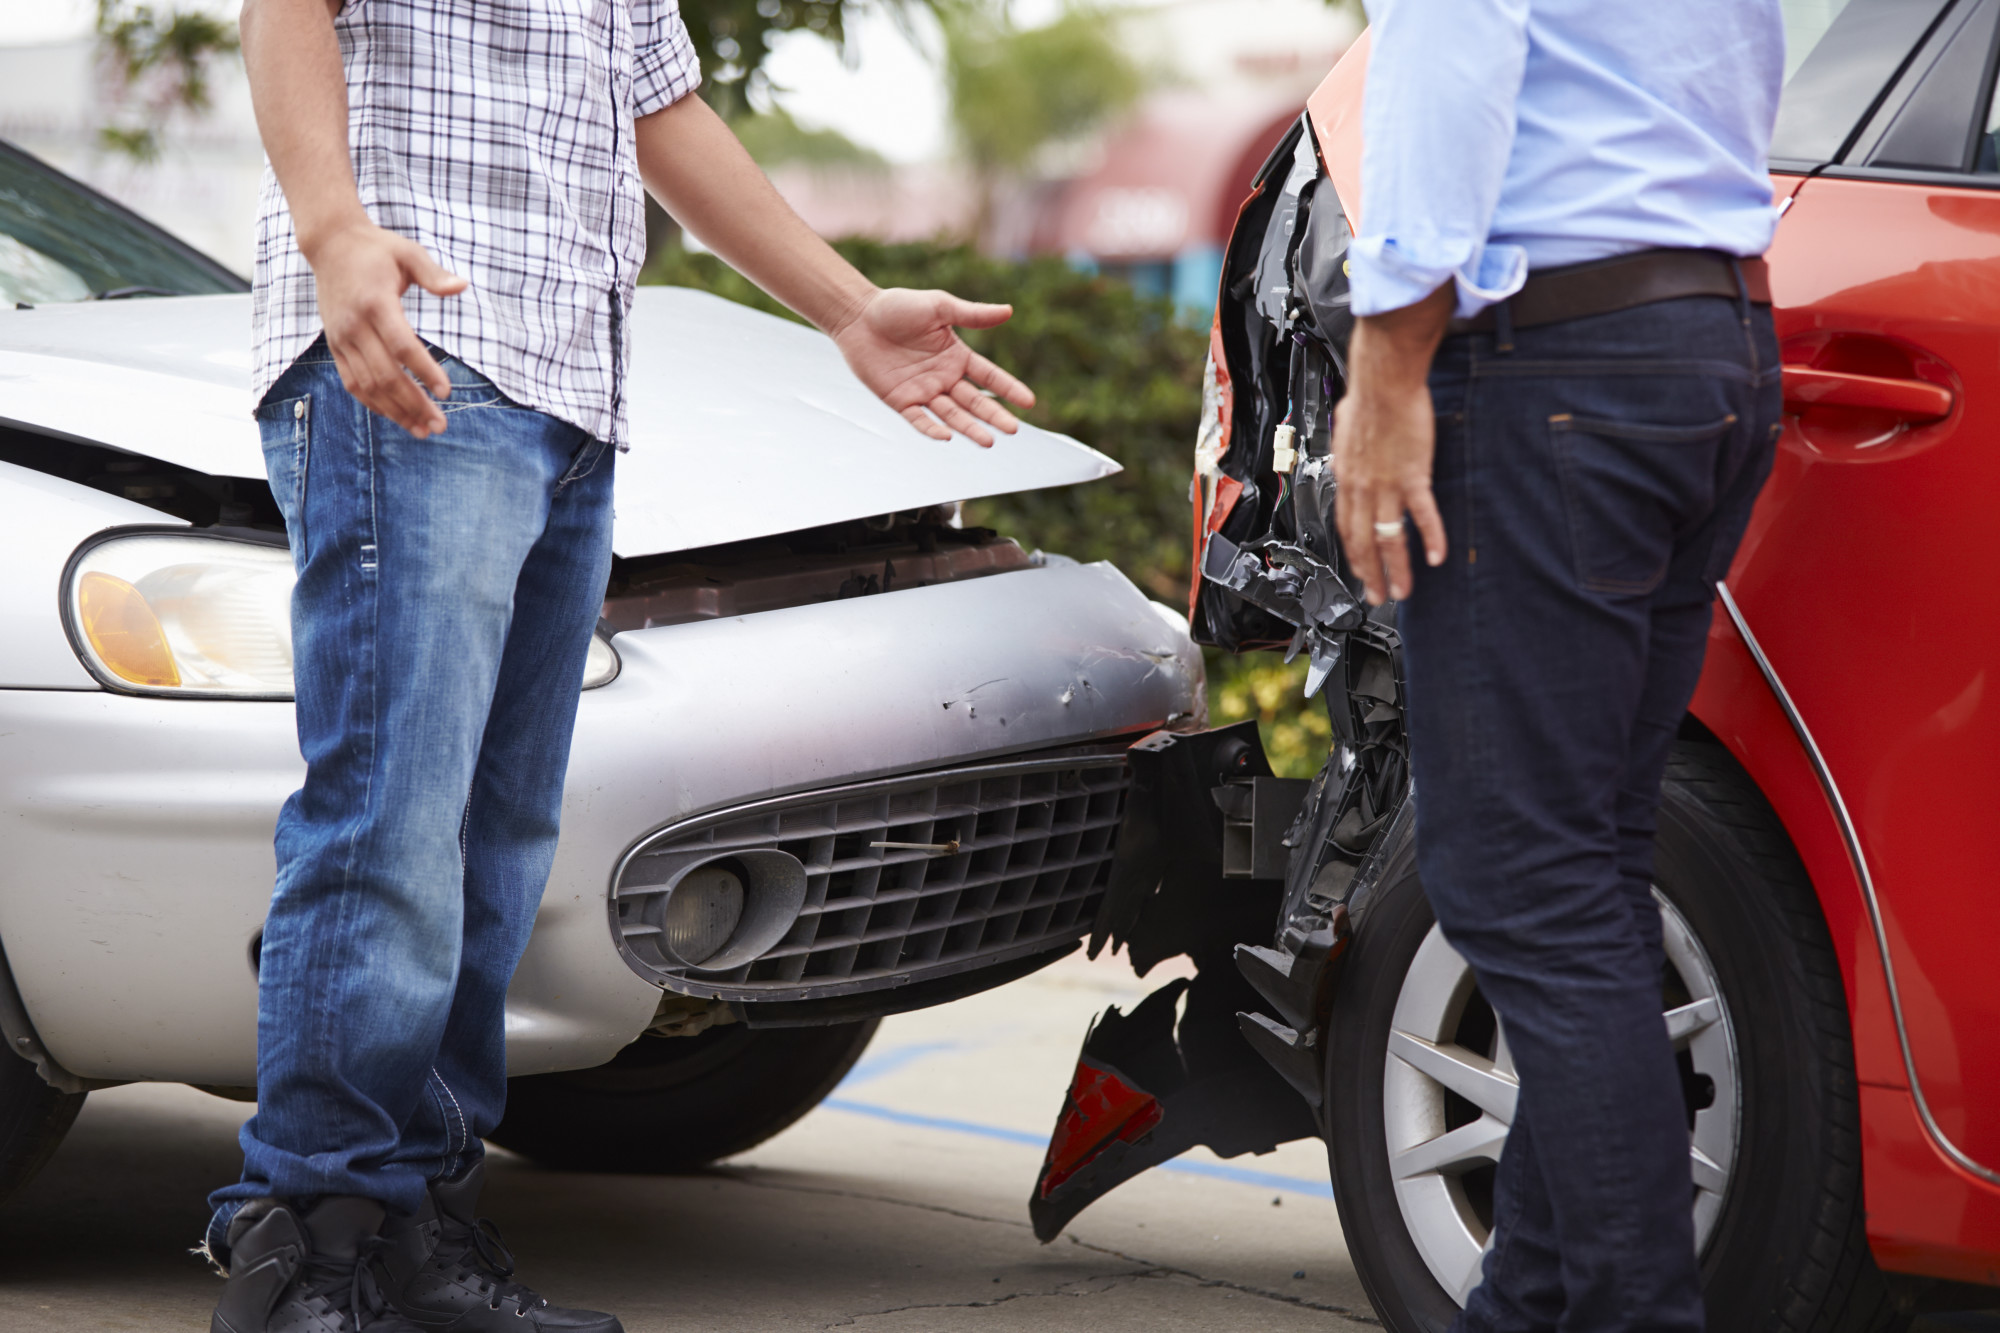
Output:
[634, 94, 1034, 446]
[239, 0, 465, 436]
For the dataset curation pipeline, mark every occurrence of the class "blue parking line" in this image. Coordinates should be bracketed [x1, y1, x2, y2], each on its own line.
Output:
[822, 1097, 1045, 1147]
[837, 1041, 962, 1088]
[820, 1095, 1334, 1199]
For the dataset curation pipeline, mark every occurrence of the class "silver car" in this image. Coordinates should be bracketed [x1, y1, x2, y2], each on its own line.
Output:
[0, 141, 1202, 1193]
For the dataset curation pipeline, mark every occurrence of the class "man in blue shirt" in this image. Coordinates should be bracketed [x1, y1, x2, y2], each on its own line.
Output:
[1332, 1, 1784, 1327]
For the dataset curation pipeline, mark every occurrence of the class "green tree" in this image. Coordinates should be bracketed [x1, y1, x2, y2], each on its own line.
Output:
[95, 0, 241, 162]
[683, 0, 870, 122]
[87, 0, 935, 160]
[731, 105, 888, 170]
[940, 4, 1144, 239]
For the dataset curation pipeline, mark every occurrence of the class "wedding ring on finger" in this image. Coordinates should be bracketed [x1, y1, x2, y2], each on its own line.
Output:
[1373, 520, 1405, 538]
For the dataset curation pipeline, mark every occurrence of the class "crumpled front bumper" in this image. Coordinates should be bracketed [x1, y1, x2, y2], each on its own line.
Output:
[0, 560, 1200, 1086]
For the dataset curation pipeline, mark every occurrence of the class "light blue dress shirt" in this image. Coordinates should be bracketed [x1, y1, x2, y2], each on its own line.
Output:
[1348, 0, 1785, 319]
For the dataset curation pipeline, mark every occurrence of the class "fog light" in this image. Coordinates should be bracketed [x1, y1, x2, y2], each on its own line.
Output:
[661, 863, 744, 966]
[581, 632, 620, 689]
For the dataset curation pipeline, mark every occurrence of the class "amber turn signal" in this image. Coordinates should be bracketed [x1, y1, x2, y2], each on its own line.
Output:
[77, 570, 180, 687]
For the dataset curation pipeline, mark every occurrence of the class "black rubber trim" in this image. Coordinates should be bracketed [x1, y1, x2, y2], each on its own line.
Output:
[734, 942, 1078, 1027]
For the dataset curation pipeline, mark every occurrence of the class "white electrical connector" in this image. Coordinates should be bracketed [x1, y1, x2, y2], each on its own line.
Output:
[1271, 422, 1297, 474]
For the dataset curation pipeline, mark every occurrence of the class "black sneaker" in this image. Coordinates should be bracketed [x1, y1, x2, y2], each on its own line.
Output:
[212, 1195, 426, 1333]
[374, 1161, 622, 1332]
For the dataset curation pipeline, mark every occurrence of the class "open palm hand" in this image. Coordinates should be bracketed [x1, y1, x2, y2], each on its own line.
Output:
[833, 288, 1036, 447]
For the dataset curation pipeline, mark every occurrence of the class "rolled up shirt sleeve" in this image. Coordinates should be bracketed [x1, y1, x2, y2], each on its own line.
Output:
[1349, 0, 1531, 319]
[633, 0, 703, 117]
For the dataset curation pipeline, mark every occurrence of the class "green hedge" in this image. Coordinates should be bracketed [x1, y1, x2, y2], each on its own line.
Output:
[642, 238, 1328, 776]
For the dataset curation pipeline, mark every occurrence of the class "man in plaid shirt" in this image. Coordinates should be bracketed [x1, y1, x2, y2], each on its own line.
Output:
[208, 2, 1034, 1330]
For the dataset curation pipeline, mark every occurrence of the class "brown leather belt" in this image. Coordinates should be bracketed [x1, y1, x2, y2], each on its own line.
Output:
[1447, 248, 1770, 337]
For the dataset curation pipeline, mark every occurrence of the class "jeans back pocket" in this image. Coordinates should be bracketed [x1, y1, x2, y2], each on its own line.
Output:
[1549, 411, 1737, 596]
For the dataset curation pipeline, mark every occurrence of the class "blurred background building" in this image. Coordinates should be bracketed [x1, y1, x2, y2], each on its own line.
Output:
[0, 0, 1353, 316]
[754, 0, 1353, 317]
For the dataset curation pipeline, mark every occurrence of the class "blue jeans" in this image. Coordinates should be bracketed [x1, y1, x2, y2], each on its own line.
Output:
[1400, 292, 1780, 1331]
[207, 339, 615, 1254]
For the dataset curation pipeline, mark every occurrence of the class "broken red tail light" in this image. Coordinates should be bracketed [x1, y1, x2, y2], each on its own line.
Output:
[1035, 1058, 1165, 1199]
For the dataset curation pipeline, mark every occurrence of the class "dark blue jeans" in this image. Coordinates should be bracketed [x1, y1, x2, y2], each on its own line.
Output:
[207, 339, 616, 1255]
[1400, 293, 1779, 1331]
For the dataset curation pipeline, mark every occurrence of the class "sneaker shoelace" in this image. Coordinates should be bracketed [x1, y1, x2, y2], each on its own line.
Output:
[442, 1216, 548, 1313]
[298, 1234, 399, 1333]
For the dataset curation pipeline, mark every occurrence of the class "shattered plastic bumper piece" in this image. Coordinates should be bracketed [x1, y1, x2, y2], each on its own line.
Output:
[1200, 531, 1363, 696]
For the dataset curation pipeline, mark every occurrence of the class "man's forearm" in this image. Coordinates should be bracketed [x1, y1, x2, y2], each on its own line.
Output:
[1347, 284, 1455, 405]
[240, 0, 368, 258]
[242, 0, 464, 434]
[1331, 282, 1455, 605]
[635, 91, 1031, 446]
[634, 95, 877, 336]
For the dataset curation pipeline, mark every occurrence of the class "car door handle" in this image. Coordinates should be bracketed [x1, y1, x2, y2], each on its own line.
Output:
[1782, 366, 1953, 423]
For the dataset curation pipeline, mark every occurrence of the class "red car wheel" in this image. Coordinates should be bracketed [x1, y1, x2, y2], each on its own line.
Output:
[1323, 741, 1904, 1331]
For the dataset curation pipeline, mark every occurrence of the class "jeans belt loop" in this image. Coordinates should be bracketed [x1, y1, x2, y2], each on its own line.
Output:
[1729, 257, 1752, 329]
[1493, 297, 1515, 355]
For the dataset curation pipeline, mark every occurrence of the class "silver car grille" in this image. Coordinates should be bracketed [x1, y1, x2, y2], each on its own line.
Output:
[611, 754, 1130, 1002]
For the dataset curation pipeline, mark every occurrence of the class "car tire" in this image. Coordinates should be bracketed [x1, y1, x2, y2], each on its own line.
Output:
[489, 1018, 877, 1173]
[0, 1050, 85, 1205]
[1324, 739, 1905, 1333]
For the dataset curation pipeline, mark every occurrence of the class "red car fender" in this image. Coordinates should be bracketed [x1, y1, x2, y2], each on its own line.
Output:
[1305, 30, 1369, 233]
[1687, 608, 1900, 1088]
[1187, 319, 1240, 623]
[1861, 1086, 2000, 1287]
[1696, 604, 2000, 1284]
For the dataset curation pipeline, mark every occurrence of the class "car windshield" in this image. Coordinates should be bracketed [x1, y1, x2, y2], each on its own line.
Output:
[0, 142, 246, 306]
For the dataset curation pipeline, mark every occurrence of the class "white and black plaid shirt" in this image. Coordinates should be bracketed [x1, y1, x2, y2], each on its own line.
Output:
[252, 0, 702, 446]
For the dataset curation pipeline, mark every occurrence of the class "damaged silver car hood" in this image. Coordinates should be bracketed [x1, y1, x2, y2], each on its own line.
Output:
[0, 288, 1118, 555]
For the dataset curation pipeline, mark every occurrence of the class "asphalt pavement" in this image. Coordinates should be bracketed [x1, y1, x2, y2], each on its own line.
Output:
[4, 946, 1991, 1331]
[0, 949, 1375, 1331]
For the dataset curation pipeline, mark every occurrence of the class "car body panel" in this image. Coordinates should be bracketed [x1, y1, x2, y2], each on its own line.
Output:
[1726, 170, 2000, 1208]
[0, 289, 1120, 559]
[1861, 1083, 2000, 1287]
[1686, 611, 1902, 1090]
[0, 459, 180, 689]
[0, 559, 1200, 1084]
[1304, 31, 1368, 230]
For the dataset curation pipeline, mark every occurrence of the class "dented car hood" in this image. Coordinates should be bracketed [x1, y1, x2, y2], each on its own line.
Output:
[0, 288, 1118, 556]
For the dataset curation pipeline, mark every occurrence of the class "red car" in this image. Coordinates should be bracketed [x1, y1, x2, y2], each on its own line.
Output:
[1030, 4, 2000, 1329]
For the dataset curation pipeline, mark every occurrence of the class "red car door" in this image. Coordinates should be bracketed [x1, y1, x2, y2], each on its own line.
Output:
[1733, 0, 2000, 1177]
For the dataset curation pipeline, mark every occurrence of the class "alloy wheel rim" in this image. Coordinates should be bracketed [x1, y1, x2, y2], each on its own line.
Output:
[1380, 890, 1740, 1304]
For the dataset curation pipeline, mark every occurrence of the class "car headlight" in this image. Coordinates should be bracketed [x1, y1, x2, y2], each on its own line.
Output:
[66, 529, 622, 698]
[66, 532, 296, 697]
